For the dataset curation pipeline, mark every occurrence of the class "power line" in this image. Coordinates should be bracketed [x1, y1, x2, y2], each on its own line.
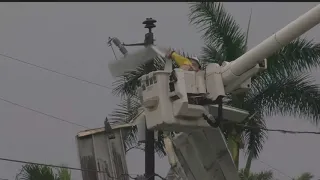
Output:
[0, 157, 137, 180]
[0, 93, 319, 135]
[0, 94, 317, 180]
[258, 159, 320, 180]
[257, 159, 293, 180]
[0, 96, 88, 129]
[133, 111, 320, 135]
[236, 124, 320, 135]
[0, 53, 112, 90]
[2, 54, 320, 135]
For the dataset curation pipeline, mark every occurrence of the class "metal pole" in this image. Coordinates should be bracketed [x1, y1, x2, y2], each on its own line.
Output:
[145, 129, 155, 180]
[143, 18, 156, 180]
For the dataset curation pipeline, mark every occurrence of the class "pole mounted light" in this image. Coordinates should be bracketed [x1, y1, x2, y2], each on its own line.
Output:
[108, 18, 157, 55]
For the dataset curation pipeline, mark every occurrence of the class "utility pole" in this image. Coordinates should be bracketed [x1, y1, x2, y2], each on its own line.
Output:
[108, 17, 157, 180]
[142, 18, 156, 180]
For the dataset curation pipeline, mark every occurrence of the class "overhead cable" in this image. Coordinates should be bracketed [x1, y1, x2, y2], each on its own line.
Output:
[0, 157, 138, 180]
[0, 96, 88, 129]
[0, 53, 112, 89]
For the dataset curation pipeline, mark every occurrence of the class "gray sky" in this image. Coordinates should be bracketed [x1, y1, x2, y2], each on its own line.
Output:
[0, 2, 319, 180]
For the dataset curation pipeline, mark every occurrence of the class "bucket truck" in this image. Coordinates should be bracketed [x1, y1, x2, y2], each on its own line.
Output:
[108, 4, 320, 180]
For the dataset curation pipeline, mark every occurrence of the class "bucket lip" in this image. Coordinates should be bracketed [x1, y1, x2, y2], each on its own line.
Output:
[139, 70, 171, 80]
[150, 70, 171, 74]
[76, 123, 134, 137]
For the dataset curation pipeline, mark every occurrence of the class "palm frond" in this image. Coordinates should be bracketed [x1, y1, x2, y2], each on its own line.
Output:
[200, 43, 225, 65]
[154, 131, 166, 157]
[241, 112, 267, 158]
[56, 166, 71, 180]
[109, 95, 141, 150]
[254, 170, 274, 180]
[109, 95, 166, 156]
[294, 172, 314, 180]
[266, 38, 320, 75]
[189, 2, 246, 61]
[122, 126, 139, 153]
[247, 72, 320, 125]
[112, 56, 166, 97]
[239, 169, 274, 180]
[109, 95, 141, 124]
[18, 164, 56, 180]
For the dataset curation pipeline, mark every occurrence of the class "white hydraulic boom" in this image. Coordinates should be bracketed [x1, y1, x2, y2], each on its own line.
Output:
[108, 4, 320, 180]
[222, 4, 320, 91]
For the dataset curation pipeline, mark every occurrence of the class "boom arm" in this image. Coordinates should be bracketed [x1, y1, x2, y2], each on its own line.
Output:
[222, 4, 320, 86]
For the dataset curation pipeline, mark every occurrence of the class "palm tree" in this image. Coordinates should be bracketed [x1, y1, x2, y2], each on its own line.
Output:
[239, 169, 274, 180]
[110, 1, 320, 173]
[16, 164, 71, 180]
[293, 172, 314, 180]
[56, 167, 71, 180]
[239, 169, 314, 180]
[188, 2, 320, 172]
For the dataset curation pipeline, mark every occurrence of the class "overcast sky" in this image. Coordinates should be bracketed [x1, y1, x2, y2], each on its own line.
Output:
[0, 2, 319, 180]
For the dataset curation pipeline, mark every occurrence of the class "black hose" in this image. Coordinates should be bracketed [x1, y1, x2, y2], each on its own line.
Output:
[203, 95, 224, 128]
[216, 95, 223, 127]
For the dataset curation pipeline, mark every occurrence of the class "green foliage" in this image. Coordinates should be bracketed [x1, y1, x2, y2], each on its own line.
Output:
[189, 2, 246, 62]
[109, 94, 166, 157]
[239, 169, 314, 180]
[17, 164, 57, 180]
[248, 73, 320, 125]
[188, 2, 320, 160]
[266, 38, 320, 76]
[293, 172, 314, 180]
[109, 95, 140, 150]
[16, 164, 71, 180]
[111, 56, 166, 97]
[56, 166, 71, 180]
[239, 169, 274, 180]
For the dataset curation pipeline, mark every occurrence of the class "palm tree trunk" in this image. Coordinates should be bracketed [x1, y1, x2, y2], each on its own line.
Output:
[228, 93, 245, 169]
[244, 151, 254, 177]
[227, 130, 240, 169]
[233, 144, 240, 169]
